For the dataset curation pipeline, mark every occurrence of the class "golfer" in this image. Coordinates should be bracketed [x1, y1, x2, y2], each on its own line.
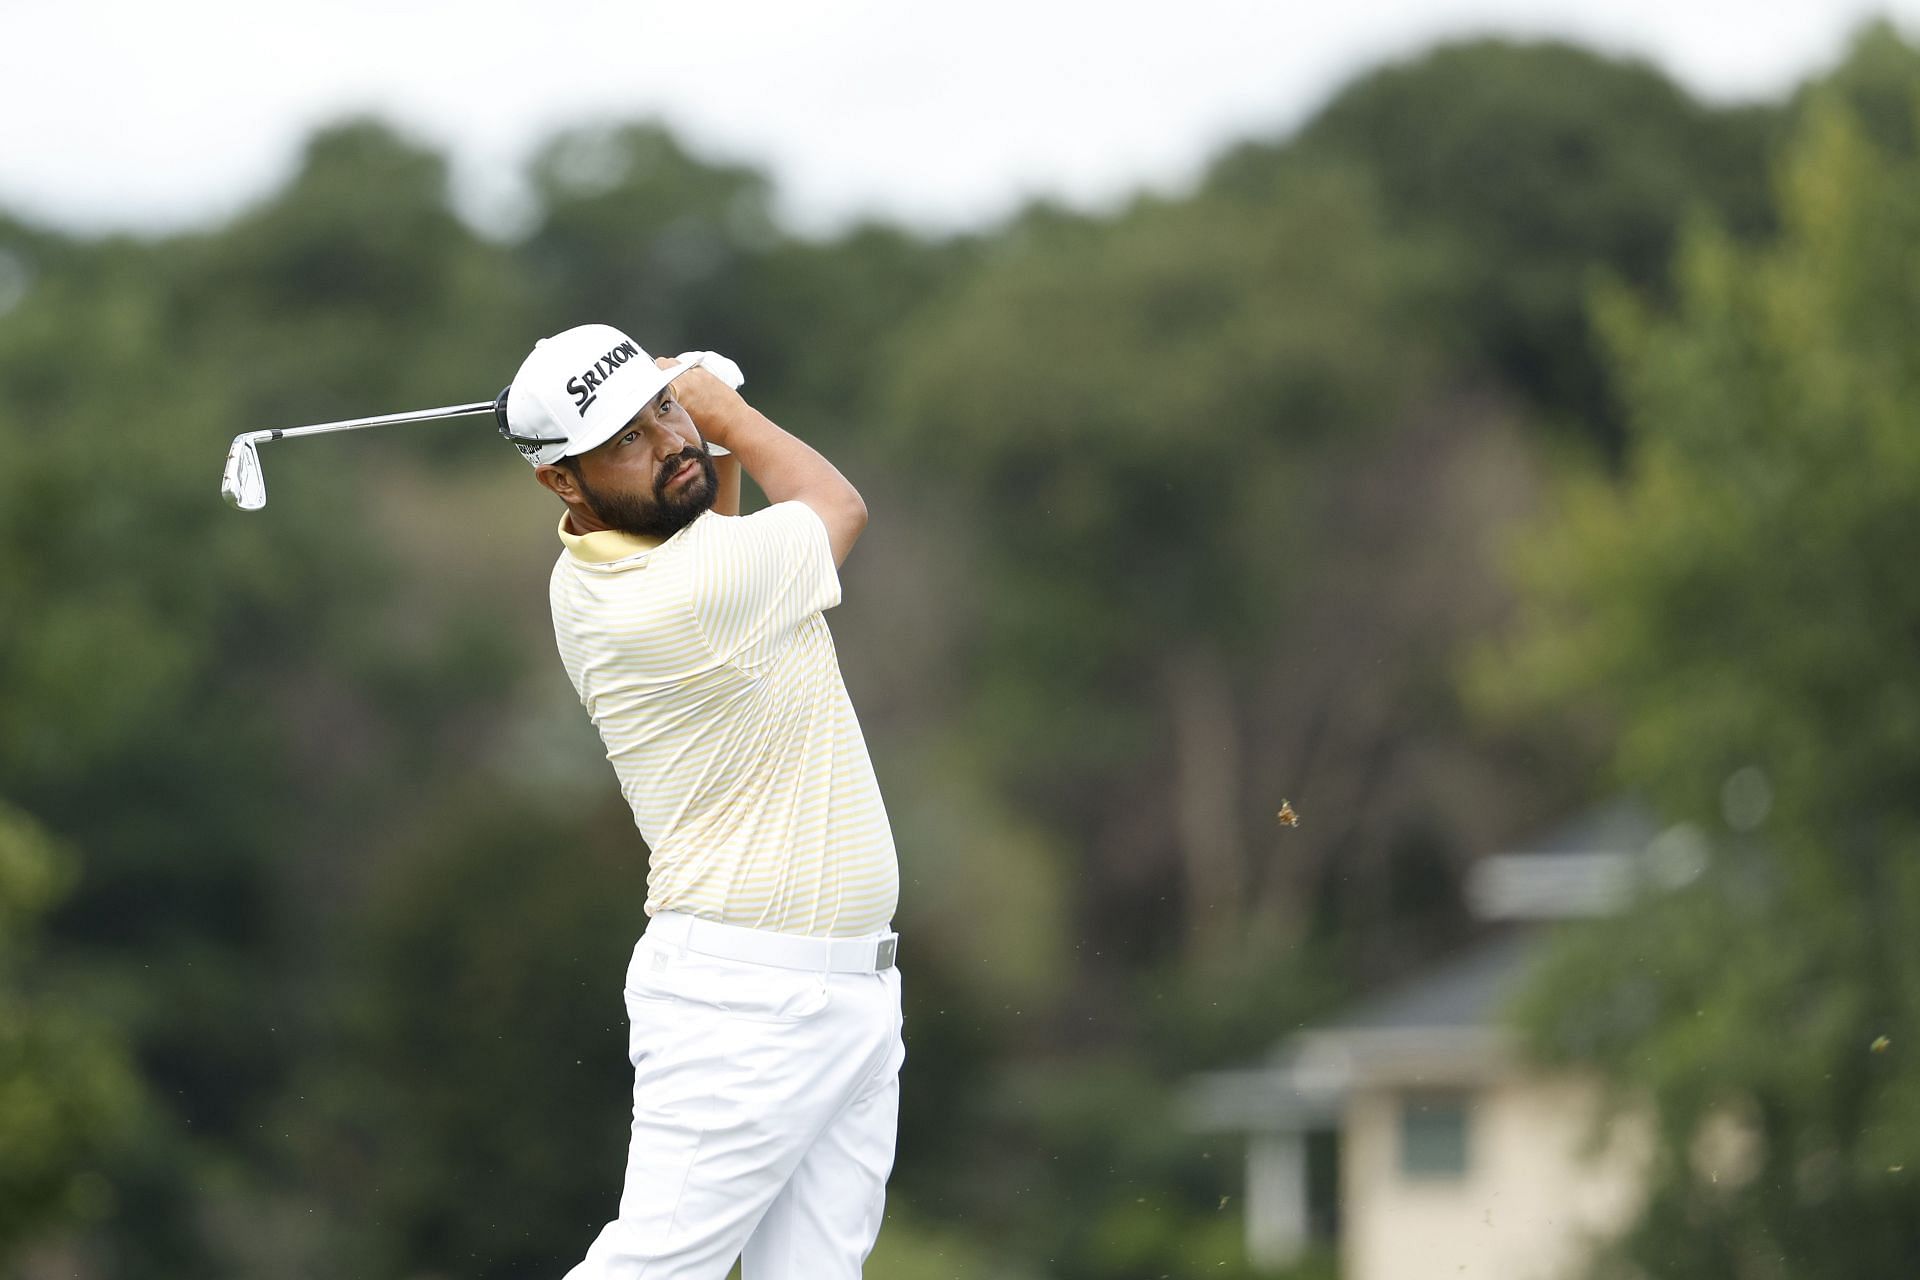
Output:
[503, 323, 904, 1278]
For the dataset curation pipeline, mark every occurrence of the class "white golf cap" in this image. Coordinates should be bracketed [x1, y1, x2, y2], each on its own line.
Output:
[503, 323, 695, 467]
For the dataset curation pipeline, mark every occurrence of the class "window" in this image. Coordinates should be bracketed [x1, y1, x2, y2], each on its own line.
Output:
[1398, 1091, 1470, 1180]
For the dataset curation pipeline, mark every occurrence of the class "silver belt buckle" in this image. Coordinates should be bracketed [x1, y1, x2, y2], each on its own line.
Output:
[874, 936, 898, 971]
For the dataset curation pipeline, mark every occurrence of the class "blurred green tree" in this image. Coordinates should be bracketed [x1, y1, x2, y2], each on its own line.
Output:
[1802, 18, 1920, 158]
[522, 123, 780, 352]
[1481, 95, 1920, 1276]
[0, 118, 550, 1277]
[880, 162, 1544, 989]
[178, 118, 535, 451]
[0, 800, 141, 1266]
[303, 791, 645, 1280]
[1211, 38, 1780, 450]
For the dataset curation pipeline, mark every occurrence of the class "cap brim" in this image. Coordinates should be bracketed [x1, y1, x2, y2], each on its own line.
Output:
[561, 360, 700, 458]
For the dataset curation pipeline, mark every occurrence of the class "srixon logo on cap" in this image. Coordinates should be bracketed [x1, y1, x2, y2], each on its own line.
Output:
[567, 340, 643, 416]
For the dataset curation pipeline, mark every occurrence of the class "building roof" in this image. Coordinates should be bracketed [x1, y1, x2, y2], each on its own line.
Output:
[1466, 797, 1668, 920]
[1328, 929, 1542, 1033]
[1509, 795, 1661, 857]
[1186, 932, 1545, 1130]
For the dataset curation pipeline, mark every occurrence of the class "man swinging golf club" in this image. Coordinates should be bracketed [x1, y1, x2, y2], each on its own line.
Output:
[503, 323, 904, 1279]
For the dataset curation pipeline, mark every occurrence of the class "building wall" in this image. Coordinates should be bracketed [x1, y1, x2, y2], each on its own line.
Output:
[1342, 1075, 1649, 1280]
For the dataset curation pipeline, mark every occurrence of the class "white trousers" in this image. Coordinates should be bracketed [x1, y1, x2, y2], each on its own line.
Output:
[563, 916, 906, 1279]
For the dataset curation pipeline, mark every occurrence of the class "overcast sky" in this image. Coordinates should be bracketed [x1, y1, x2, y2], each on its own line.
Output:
[5, 0, 1918, 239]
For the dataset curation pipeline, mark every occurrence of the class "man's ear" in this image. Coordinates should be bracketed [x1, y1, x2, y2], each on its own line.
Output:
[534, 463, 578, 502]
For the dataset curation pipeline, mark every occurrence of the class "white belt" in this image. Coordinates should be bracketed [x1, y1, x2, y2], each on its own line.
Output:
[647, 912, 898, 973]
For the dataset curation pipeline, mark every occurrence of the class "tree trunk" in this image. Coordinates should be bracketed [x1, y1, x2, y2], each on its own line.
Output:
[1167, 649, 1246, 965]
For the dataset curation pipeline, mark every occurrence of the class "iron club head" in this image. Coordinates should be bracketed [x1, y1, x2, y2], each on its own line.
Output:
[221, 435, 268, 511]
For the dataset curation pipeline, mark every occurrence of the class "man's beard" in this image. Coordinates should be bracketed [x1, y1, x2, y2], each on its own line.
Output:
[578, 447, 719, 539]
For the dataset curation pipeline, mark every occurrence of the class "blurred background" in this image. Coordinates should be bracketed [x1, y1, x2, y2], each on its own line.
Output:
[3, 3, 1919, 1277]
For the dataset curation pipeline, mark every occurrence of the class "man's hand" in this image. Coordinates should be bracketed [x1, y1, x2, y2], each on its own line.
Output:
[659, 358, 748, 447]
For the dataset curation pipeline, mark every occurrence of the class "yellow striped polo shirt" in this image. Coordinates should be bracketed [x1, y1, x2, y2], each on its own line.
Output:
[548, 500, 899, 938]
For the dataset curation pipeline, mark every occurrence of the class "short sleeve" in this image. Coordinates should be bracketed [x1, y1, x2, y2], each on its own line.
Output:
[688, 501, 842, 663]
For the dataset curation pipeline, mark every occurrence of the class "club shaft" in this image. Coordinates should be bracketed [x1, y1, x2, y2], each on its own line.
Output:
[260, 402, 496, 443]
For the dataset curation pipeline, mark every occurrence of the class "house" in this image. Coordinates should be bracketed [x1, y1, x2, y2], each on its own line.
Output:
[1184, 800, 1702, 1279]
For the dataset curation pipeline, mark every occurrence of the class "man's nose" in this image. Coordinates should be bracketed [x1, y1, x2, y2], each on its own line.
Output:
[651, 425, 691, 460]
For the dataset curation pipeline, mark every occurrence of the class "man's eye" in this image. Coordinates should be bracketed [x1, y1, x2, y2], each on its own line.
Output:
[621, 431, 639, 444]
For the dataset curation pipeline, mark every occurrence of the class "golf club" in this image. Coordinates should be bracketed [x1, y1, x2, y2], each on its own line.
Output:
[220, 389, 559, 511]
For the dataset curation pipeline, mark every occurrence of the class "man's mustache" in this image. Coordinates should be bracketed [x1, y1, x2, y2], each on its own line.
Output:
[657, 448, 707, 491]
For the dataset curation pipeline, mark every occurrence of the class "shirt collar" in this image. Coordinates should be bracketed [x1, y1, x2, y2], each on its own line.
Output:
[557, 513, 662, 564]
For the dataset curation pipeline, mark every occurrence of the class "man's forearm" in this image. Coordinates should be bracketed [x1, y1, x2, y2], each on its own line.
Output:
[697, 400, 867, 561]
[700, 404, 848, 504]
